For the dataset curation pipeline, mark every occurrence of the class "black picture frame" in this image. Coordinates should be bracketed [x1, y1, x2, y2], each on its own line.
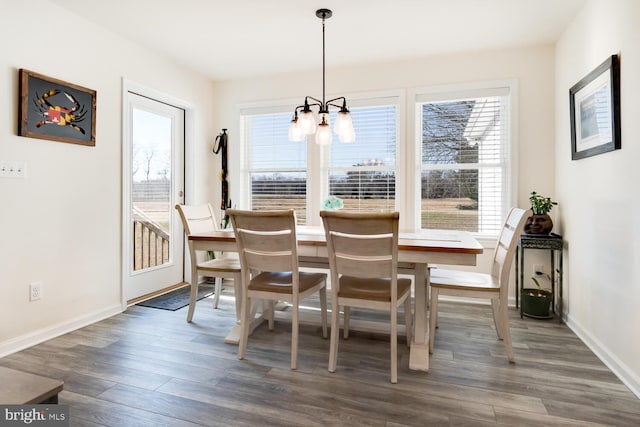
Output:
[569, 55, 620, 160]
[18, 69, 96, 146]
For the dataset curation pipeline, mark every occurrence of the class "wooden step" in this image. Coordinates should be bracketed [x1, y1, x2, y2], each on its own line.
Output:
[0, 366, 63, 404]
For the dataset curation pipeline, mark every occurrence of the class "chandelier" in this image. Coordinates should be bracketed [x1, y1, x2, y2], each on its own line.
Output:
[288, 8, 355, 145]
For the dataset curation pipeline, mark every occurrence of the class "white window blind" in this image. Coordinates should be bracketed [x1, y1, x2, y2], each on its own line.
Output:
[243, 111, 308, 223]
[329, 104, 397, 212]
[419, 90, 509, 235]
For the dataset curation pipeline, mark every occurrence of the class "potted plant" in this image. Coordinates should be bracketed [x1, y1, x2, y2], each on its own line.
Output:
[524, 191, 558, 234]
[521, 276, 553, 319]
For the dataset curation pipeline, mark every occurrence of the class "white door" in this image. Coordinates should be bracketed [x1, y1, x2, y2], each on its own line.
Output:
[123, 91, 185, 302]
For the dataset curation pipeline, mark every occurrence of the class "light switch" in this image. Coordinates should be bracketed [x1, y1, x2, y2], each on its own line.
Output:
[0, 161, 26, 178]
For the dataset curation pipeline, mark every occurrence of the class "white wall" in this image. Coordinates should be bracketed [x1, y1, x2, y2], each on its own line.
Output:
[212, 44, 557, 298]
[555, 0, 640, 396]
[0, 0, 216, 354]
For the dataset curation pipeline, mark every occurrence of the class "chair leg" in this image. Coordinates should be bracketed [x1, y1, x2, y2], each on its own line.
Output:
[328, 302, 340, 373]
[233, 273, 242, 321]
[343, 306, 350, 339]
[404, 296, 412, 348]
[390, 305, 398, 384]
[213, 277, 222, 309]
[498, 299, 515, 363]
[186, 280, 199, 322]
[491, 298, 503, 339]
[267, 300, 275, 330]
[428, 287, 439, 354]
[320, 286, 328, 338]
[238, 296, 251, 360]
[291, 300, 299, 370]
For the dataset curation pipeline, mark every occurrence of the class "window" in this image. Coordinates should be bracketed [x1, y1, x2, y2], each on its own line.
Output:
[241, 95, 399, 224]
[329, 103, 397, 212]
[242, 111, 308, 222]
[416, 86, 511, 235]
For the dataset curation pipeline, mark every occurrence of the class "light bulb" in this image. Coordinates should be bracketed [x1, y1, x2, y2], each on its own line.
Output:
[338, 127, 356, 143]
[333, 111, 353, 133]
[316, 116, 333, 145]
[298, 110, 316, 134]
[288, 119, 304, 142]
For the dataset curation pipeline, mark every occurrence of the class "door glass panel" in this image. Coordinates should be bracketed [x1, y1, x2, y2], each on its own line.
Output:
[131, 108, 172, 271]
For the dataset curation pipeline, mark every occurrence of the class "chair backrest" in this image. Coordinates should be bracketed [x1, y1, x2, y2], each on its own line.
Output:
[175, 204, 219, 262]
[492, 207, 532, 293]
[175, 204, 219, 236]
[321, 210, 400, 282]
[228, 209, 299, 274]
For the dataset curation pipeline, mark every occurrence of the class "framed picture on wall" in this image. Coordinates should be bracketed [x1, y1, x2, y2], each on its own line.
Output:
[569, 54, 620, 160]
[18, 69, 96, 146]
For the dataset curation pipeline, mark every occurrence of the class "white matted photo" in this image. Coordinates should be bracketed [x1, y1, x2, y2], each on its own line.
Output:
[569, 54, 620, 160]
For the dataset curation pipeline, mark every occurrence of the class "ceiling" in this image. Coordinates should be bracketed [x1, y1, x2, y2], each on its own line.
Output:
[49, 0, 585, 81]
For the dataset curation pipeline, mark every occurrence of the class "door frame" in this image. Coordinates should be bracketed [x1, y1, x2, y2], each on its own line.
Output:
[121, 79, 196, 309]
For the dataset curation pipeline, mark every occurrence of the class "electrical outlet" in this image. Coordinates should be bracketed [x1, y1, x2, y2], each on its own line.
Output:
[533, 264, 544, 276]
[30, 282, 42, 301]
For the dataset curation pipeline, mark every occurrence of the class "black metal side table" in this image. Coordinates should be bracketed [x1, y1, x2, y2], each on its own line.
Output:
[515, 233, 563, 323]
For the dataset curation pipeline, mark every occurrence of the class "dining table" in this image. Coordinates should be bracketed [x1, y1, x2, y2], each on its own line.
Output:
[188, 225, 483, 371]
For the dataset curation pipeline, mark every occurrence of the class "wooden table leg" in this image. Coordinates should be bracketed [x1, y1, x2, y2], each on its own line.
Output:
[224, 275, 264, 344]
[409, 263, 429, 371]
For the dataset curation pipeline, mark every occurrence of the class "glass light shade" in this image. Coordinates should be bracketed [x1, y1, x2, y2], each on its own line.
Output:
[315, 122, 333, 145]
[297, 110, 316, 134]
[333, 111, 353, 133]
[288, 120, 305, 142]
[338, 127, 356, 143]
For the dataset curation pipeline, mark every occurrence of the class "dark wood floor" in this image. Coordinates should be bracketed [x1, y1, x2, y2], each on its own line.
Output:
[2, 288, 639, 426]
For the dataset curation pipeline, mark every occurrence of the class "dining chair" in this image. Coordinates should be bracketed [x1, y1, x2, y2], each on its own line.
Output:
[175, 204, 242, 322]
[228, 209, 328, 370]
[428, 207, 531, 362]
[320, 210, 412, 384]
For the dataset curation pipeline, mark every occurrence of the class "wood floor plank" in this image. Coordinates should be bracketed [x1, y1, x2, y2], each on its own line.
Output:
[424, 356, 640, 416]
[262, 367, 498, 424]
[62, 390, 203, 427]
[98, 382, 323, 426]
[543, 398, 640, 426]
[1, 292, 638, 426]
[158, 377, 386, 426]
[35, 349, 173, 391]
[493, 406, 609, 427]
[0, 355, 116, 398]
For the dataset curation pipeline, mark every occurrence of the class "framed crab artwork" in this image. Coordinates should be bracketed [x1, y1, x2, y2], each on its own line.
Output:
[18, 69, 96, 146]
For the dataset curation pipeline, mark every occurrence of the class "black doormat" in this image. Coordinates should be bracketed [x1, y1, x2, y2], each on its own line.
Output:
[137, 284, 215, 311]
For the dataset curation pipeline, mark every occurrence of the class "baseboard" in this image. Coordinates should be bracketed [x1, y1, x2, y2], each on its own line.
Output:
[566, 314, 640, 399]
[0, 304, 123, 358]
